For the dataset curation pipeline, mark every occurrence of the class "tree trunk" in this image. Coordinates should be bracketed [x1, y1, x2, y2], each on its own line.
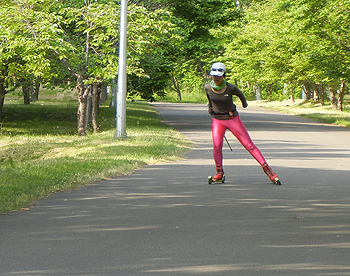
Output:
[100, 83, 108, 104]
[283, 83, 287, 97]
[301, 85, 307, 100]
[303, 82, 312, 100]
[22, 84, 31, 105]
[31, 82, 40, 101]
[329, 85, 337, 109]
[92, 83, 100, 133]
[0, 78, 5, 124]
[290, 87, 295, 103]
[337, 80, 346, 111]
[84, 87, 92, 132]
[76, 75, 89, 136]
[316, 83, 324, 106]
[312, 83, 319, 104]
[0, 73, 14, 125]
[171, 75, 181, 101]
[110, 80, 117, 108]
[254, 83, 261, 100]
[239, 80, 246, 92]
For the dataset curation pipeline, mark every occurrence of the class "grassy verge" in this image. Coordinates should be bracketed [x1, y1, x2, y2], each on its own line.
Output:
[0, 90, 192, 214]
[249, 99, 350, 128]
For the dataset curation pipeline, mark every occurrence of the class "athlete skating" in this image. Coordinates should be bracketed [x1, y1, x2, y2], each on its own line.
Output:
[205, 62, 281, 185]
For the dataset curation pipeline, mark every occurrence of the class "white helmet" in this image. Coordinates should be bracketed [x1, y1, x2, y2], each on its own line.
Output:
[209, 62, 226, 77]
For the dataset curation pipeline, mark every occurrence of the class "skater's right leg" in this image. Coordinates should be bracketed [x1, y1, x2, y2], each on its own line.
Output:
[212, 118, 226, 167]
[212, 166, 224, 181]
[211, 119, 226, 181]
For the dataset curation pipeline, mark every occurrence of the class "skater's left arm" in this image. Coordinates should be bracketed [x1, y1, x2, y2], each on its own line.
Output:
[234, 87, 248, 108]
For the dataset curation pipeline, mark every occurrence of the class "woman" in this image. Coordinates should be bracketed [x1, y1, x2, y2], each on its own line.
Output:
[205, 62, 281, 185]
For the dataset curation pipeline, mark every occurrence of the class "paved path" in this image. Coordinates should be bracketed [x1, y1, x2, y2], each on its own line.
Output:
[1, 103, 350, 276]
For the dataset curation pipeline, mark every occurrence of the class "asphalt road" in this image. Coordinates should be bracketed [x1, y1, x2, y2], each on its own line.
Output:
[1, 102, 350, 276]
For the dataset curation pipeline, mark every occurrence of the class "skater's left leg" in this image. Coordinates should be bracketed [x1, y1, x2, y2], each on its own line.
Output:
[226, 115, 266, 165]
[226, 116, 281, 184]
[262, 163, 281, 185]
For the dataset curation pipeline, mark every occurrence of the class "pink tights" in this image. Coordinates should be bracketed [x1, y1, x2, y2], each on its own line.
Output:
[212, 116, 266, 167]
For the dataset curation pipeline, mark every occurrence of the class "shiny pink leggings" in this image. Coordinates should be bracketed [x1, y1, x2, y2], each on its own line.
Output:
[212, 116, 266, 167]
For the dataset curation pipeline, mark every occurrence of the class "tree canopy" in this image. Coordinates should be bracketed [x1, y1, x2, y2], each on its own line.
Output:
[222, 0, 350, 106]
[1, 0, 349, 134]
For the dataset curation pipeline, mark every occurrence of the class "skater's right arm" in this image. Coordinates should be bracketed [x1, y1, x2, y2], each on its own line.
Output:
[205, 84, 214, 115]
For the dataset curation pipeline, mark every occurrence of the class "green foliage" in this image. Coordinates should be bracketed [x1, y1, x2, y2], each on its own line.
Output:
[0, 0, 242, 105]
[125, 5, 190, 100]
[221, 0, 350, 105]
[2, 0, 350, 111]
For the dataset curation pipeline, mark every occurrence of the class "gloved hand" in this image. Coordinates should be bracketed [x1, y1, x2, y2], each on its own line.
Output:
[208, 104, 213, 115]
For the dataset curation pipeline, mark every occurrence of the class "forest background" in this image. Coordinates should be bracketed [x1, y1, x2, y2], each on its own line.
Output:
[1, 0, 350, 134]
[1, 0, 350, 213]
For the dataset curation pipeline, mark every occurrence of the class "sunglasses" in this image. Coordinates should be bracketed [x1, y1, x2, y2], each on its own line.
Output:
[212, 68, 224, 72]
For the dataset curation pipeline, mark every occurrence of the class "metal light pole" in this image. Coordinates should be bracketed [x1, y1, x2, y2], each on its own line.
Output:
[115, 0, 127, 138]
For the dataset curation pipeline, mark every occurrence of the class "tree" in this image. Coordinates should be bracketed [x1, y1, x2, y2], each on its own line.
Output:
[125, 4, 189, 100]
[169, 0, 241, 93]
[137, 0, 242, 99]
[221, 0, 350, 108]
[0, 0, 53, 122]
[2, 0, 196, 134]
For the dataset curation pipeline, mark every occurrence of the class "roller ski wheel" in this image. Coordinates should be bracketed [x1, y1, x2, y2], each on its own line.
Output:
[208, 174, 225, 185]
[272, 178, 282, 185]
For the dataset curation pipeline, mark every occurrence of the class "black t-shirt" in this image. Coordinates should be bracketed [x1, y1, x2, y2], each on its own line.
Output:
[204, 82, 247, 120]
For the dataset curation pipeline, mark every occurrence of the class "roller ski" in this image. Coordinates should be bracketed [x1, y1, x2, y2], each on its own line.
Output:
[262, 163, 281, 185]
[208, 166, 225, 184]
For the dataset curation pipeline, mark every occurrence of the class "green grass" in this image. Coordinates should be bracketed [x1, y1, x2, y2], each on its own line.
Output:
[0, 90, 192, 214]
[249, 98, 350, 128]
[154, 86, 208, 103]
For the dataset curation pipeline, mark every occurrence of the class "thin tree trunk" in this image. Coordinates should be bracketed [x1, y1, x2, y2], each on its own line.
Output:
[316, 83, 324, 106]
[110, 81, 117, 108]
[254, 83, 261, 100]
[22, 84, 31, 105]
[312, 83, 319, 104]
[100, 83, 108, 104]
[76, 75, 89, 136]
[84, 87, 92, 132]
[0, 73, 14, 125]
[303, 81, 312, 100]
[290, 88, 295, 103]
[329, 85, 337, 109]
[337, 80, 346, 111]
[171, 75, 181, 101]
[31, 82, 40, 101]
[0, 78, 5, 124]
[92, 83, 100, 133]
[301, 85, 307, 100]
